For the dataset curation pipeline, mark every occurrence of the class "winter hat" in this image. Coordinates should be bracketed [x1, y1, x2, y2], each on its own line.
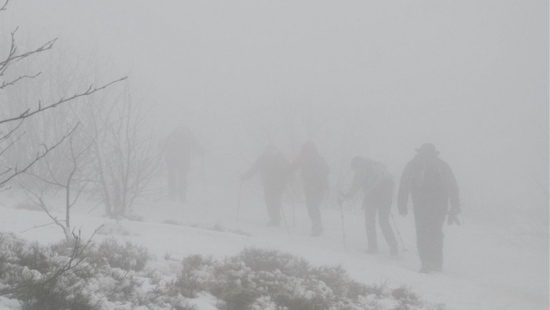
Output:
[416, 143, 439, 155]
[300, 141, 318, 157]
[264, 145, 280, 156]
[351, 156, 365, 170]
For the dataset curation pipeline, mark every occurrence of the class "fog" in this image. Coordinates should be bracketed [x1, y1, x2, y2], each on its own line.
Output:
[3, 0, 548, 222]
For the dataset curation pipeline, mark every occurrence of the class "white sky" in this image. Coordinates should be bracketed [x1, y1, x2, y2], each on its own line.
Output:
[2, 0, 548, 218]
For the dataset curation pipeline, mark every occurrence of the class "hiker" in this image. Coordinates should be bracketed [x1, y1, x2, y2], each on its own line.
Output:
[291, 142, 329, 236]
[397, 143, 460, 273]
[163, 126, 202, 202]
[241, 145, 291, 226]
[340, 156, 398, 256]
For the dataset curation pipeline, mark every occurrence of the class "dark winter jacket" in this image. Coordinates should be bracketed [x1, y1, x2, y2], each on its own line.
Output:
[345, 158, 394, 205]
[243, 150, 291, 194]
[164, 127, 202, 171]
[291, 151, 329, 197]
[397, 153, 460, 214]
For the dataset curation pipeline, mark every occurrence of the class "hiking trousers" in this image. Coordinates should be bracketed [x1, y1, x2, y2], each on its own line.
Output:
[304, 189, 325, 233]
[264, 187, 284, 225]
[167, 162, 189, 202]
[413, 204, 447, 271]
[363, 195, 397, 252]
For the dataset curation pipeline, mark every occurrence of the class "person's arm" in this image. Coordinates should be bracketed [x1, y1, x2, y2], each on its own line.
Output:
[290, 155, 302, 172]
[443, 161, 460, 213]
[320, 157, 329, 176]
[241, 157, 261, 182]
[281, 156, 293, 182]
[341, 169, 363, 200]
[322, 158, 330, 199]
[190, 135, 204, 156]
[397, 161, 413, 216]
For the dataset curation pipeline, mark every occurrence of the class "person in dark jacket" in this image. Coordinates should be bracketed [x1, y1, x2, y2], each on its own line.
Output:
[397, 143, 460, 273]
[241, 145, 291, 226]
[340, 156, 398, 255]
[291, 142, 329, 236]
[163, 126, 202, 202]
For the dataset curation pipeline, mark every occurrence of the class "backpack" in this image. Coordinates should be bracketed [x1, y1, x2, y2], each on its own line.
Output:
[414, 160, 445, 192]
[368, 161, 394, 191]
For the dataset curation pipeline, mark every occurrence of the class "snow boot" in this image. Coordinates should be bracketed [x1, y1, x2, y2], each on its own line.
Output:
[365, 248, 378, 254]
[418, 266, 432, 274]
[311, 222, 323, 237]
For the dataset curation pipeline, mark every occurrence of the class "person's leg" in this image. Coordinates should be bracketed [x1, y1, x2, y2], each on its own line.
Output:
[414, 207, 432, 272]
[378, 201, 398, 255]
[166, 161, 177, 200]
[179, 170, 188, 203]
[364, 202, 378, 253]
[305, 190, 323, 236]
[427, 206, 447, 271]
[178, 161, 190, 203]
[264, 188, 281, 226]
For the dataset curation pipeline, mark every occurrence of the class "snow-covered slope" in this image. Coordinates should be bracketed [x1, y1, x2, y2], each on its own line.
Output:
[0, 183, 547, 310]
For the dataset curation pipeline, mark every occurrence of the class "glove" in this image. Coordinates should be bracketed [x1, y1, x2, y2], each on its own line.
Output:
[447, 215, 461, 225]
[397, 204, 407, 217]
[338, 191, 348, 203]
[447, 208, 461, 225]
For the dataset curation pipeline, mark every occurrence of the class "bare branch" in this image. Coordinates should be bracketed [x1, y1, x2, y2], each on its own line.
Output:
[0, 122, 25, 158]
[19, 221, 59, 233]
[21, 187, 68, 239]
[0, 124, 78, 188]
[0, 72, 41, 90]
[0, 0, 9, 12]
[0, 33, 56, 71]
[0, 77, 128, 126]
[0, 119, 24, 142]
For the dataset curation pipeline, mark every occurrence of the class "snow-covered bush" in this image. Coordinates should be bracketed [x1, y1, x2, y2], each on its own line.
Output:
[0, 233, 194, 310]
[86, 238, 151, 272]
[0, 233, 97, 310]
[168, 254, 214, 298]
[171, 247, 442, 310]
[392, 285, 421, 309]
[0, 234, 442, 310]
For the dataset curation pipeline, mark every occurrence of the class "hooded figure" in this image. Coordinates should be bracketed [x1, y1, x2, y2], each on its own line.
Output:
[241, 145, 291, 226]
[163, 126, 202, 202]
[340, 156, 398, 255]
[291, 142, 329, 236]
[397, 143, 460, 273]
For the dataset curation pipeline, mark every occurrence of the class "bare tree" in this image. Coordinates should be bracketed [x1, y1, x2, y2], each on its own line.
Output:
[82, 83, 160, 218]
[21, 126, 95, 241]
[0, 1, 126, 190]
[0, 1, 126, 237]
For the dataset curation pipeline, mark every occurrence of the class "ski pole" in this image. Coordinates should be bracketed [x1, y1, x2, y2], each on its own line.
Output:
[280, 204, 290, 233]
[390, 212, 407, 252]
[201, 155, 208, 206]
[337, 197, 347, 249]
[289, 178, 297, 228]
[292, 189, 296, 228]
[237, 182, 242, 221]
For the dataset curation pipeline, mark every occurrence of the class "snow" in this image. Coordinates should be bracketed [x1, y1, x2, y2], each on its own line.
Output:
[1, 1, 547, 309]
[0, 183, 547, 310]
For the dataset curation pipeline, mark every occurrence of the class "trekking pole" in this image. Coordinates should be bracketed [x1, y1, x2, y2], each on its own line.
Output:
[337, 197, 347, 249]
[289, 179, 296, 228]
[292, 191, 296, 228]
[390, 212, 407, 252]
[201, 155, 208, 206]
[280, 205, 290, 233]
[237, 182, 242, 221]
